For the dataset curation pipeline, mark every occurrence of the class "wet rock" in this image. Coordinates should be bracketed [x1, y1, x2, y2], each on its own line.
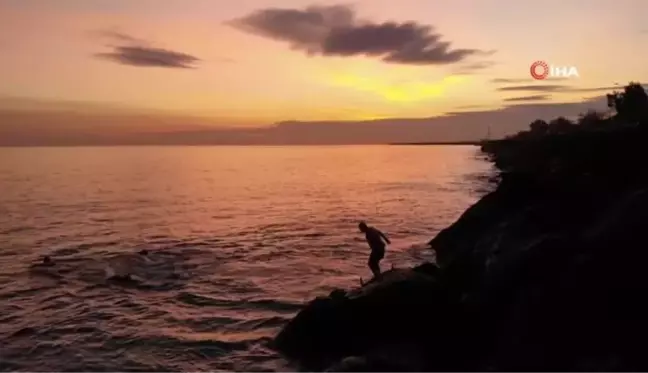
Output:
[274, 268, 454, 370]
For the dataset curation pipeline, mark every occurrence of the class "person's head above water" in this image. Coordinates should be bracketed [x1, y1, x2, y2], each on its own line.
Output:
[138, 249, 149, 256]
[42, 256, 53, 266]
[358, 221, 368, 232]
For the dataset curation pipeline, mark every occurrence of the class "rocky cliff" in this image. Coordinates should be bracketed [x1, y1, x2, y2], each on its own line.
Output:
[273, 122, 648, 371]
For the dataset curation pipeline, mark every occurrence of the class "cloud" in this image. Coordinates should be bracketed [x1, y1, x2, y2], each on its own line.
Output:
[93, 30, 200, 69]
[453, 104, 489, 110]
[492, 78, 528, 84]
[491, 77, 569, 84]
[498, 84, 568, 92]
[91, 29, 145, 45]
[96, 46, 200, 68]
[567, 86, 622, 93]
[452, 61, 497, 75]
[496, 84, 642, 94]
[230, 5, 493, 66]
[504, 94, 550, 102]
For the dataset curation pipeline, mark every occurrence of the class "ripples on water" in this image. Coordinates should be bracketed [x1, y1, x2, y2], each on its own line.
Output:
[0, 145, 494, 371]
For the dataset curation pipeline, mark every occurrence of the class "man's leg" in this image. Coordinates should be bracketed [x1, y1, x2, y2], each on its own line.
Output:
[368, 256, 380, 277]
[368, 248, 384, 277]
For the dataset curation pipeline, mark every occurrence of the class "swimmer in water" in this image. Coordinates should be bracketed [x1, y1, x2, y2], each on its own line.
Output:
[109, 273, 137, 282]
[104, 249, 151, 281]
[39, 256, 55, 267]
[29, 256, 61, 278]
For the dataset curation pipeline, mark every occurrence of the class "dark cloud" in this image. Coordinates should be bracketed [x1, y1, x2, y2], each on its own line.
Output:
[229, 5, 354, 53]
[504, 95, 550, 102]
[93, 30, 200, 69]
[96, 46, 199, 68]
[230, 5, 493, 66]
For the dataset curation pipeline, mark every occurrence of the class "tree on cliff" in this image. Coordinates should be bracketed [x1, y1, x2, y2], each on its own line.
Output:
[577, 110, 607, 128]
[529, 119, 549, 135]
[607, 82, 648, 124]
[547, 117, 575, 134]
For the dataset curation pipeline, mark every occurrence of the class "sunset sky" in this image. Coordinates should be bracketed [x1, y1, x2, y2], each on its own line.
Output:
[1, 0, 647, 144]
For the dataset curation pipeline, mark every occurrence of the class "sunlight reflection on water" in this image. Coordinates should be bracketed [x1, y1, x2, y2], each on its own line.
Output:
[0, 145, 494, 371]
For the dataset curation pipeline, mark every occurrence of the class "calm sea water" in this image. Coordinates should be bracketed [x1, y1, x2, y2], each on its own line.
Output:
[0, 145, 493, 372]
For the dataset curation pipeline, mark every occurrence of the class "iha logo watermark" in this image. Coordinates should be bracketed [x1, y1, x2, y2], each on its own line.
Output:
[530, 61, 579, 80]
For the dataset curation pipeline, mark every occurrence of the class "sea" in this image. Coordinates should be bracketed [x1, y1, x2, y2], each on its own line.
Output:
[0, 145, 494, 372]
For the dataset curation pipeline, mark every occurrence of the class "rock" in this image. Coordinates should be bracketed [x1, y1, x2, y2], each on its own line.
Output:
[325, 356, 369, 372]
[273, 268, 454, 370]
[328, 289, 347, 300]
[427, 127, 648, 370]
[324, 354, 422, 372]
[428, 186, 648, 370]
[411, 261, 439, 277]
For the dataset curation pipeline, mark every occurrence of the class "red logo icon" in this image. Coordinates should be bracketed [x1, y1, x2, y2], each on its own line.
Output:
[530, 61, 549, 80]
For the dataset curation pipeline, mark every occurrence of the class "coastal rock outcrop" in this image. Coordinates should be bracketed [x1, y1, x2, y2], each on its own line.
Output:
[274, 104, 648, 370]
[273, 265, 471, 371]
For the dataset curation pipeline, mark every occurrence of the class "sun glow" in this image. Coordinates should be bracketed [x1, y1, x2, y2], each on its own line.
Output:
[329, 73, 469, 102]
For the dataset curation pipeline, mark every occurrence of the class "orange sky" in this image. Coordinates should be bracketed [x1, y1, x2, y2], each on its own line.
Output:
[1, 0, 647, 128]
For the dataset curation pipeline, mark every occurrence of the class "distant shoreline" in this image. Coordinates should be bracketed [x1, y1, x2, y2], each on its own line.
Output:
[0, 142, 484, 147]
[388, 141, 482, 146]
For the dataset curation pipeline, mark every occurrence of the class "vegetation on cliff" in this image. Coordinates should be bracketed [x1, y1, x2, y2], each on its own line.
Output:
[505, 82, 648, 141]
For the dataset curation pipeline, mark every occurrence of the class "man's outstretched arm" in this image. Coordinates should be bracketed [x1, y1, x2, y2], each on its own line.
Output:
[379, 230, 391, 244]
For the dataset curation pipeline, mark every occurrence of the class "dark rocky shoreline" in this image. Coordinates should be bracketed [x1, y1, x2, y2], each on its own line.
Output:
[273, 83, 648, 371]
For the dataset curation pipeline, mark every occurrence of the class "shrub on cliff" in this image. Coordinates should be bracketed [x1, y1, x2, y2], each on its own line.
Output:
[577, 110, 608, 128]
[547, 116, 575, 134]
[606, 82, 648, 125]
[529, 119, 549, 136]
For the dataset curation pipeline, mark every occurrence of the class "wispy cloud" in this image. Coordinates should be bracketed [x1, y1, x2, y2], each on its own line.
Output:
[448, 104, 493, 112]
[91, 30, 146, 45]
[453, 61, 497, 75]
[497, 85, 628, 93]
[454, 104, 489, 110]
[498, 85, 568, 92]
[96, 46, 200, 69]
[93, 30, 200, 69]
[229, 4, 494, 66]
[567, 86, 621, 93]
[491, 77, 569, 84]
[504, 94, 550, 102]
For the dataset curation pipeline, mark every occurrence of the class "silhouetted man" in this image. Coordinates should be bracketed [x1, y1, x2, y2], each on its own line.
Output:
[358, 221, 391, 277]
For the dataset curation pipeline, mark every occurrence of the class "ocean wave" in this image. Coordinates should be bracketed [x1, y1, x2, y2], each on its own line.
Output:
[175, 292, 303, 313]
